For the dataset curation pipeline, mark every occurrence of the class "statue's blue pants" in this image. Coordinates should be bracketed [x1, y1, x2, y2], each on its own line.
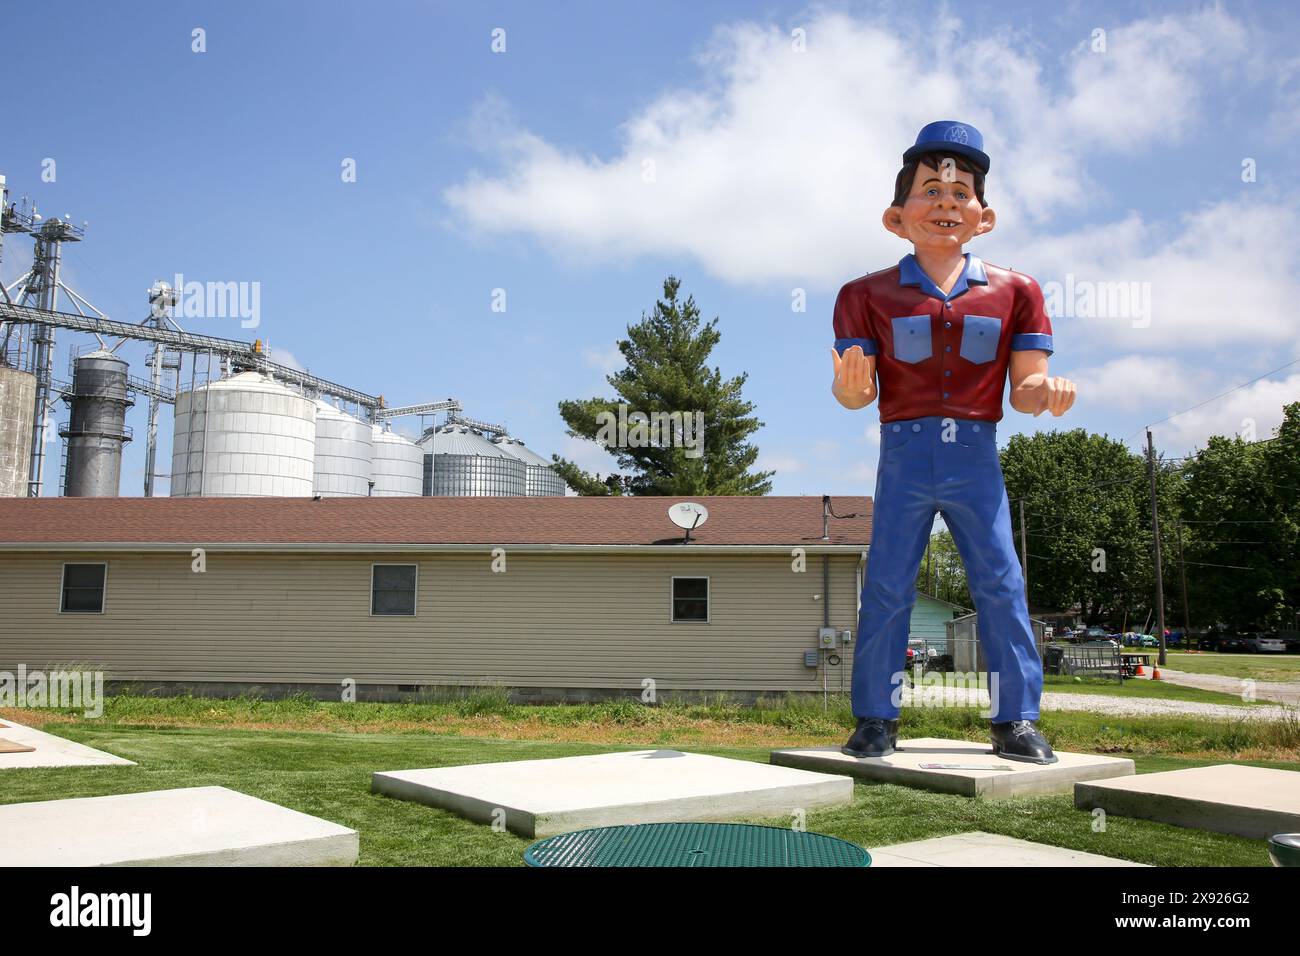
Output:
[851, 416, 1041, 722]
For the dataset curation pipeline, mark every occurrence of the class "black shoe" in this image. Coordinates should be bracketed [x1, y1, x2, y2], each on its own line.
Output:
[841, 717, 899, 758]
[990, 720, 1058, 764]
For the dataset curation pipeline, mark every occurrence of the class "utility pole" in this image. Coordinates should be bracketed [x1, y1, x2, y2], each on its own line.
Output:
[924, 535, 932, 596]
[1175, 516, 1191, 649]
[1146, 429, 1167, 667]
[1018, 498, 1030, 605]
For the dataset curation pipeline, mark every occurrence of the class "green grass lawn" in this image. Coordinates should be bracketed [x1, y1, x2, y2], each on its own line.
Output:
[3, 692, 1297, 867]
[0, 721, 1279, 867]
[1163, 650, 1300, 683]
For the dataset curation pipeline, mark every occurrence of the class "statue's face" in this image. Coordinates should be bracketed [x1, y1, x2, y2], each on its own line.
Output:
[883, 162, 995, 253]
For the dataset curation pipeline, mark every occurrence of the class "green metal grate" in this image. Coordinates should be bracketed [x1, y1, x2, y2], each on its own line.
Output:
[523, 822, 871, 868]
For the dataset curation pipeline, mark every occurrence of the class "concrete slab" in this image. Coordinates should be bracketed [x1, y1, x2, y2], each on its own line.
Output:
[1075, 764, 1300, 839]
[868, 831, 1147, 867]
[771, 738, 1135, 798]
[373, 749, 854, 838]
[0, 786, 359, 866]
[0, 717, 135, 769]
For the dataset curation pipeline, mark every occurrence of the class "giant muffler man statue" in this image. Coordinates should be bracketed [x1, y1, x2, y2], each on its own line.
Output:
[831, 120, 1077, 764]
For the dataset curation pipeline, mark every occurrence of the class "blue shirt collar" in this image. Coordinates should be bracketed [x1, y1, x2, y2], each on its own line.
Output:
[898, 252, 988, 301]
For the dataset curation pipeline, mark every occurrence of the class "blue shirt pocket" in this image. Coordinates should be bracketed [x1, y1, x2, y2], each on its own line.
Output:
[959, 314, 1002, 364]
[890, 315, 932, 364]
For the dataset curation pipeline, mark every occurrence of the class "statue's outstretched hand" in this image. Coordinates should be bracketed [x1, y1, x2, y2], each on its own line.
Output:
[1033, 376, 1077, 417]
[831, 346, 877, 409]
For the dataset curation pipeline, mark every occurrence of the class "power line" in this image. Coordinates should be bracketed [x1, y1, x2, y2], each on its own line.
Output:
[1017, 432, 1299, 537]
[1126, 356, 1300, 440]
[1163, 432, 1300, 462]
[1179, 518, 1288, 524]
[1027, 531, 1291, 545]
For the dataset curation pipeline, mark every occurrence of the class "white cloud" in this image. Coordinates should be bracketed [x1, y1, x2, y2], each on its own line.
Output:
[1154, 373, 1300, 453]
[269, 347, 305, 372]
[444, 8, 1250, 290]
[1054, 10, 1247, 152]
[1022, 196, 1300, 350]
[756, 452, 805, 474]
[1069, 355, 1207, 411]
[582, 344, 623, 375]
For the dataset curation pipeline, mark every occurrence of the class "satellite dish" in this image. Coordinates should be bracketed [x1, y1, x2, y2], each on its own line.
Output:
[668, 502, 709, 540]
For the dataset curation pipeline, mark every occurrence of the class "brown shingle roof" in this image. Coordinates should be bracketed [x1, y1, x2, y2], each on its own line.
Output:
[0, 495, 872, 548]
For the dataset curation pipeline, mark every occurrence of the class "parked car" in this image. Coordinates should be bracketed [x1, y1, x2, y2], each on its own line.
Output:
[1082, 638, 1120, 649]
[1084, 625, 1108, 640]
[1245, 633, 1286, 654]
[1218, 633, 1249, 653]
[1197, 630, 1222, 652]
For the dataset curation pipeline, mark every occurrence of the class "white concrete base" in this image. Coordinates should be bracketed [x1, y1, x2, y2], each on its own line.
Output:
[869, 831, 1147, 867]
[373, 749, 854, 838]
[0, 717, 135, 769]
[0, 786, 359, 866]
[771, 738, 1135, 798]
[1075, 764, 1300, 839]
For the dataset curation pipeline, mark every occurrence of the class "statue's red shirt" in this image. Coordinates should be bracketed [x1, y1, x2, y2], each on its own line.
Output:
[833, 253, 1054, 423]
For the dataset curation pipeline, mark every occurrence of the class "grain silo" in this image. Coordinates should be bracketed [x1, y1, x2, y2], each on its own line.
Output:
[59, 350, 133, 497]
[490, 435, 567, 496]
[171, 370, 316, 497]
[0, 365, 36, 497]
[370, 425, 422, 496]
[313, 399, 372, 497]
[421, 424, 526, 496]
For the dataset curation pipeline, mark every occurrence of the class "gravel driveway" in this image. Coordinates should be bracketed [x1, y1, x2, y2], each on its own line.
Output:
[1152, 667, 1300, 708]
[1040, 690, 1296, 722]
[900, 685, 1297, 721]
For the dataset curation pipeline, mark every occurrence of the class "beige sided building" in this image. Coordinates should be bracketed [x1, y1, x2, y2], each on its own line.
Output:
[0, 495, 871, 703]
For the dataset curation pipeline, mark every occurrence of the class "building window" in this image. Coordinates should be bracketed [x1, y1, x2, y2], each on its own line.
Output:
[671, 576, 709, 623]
[61, 563, 107, 613]
[371, 564, 417, 616]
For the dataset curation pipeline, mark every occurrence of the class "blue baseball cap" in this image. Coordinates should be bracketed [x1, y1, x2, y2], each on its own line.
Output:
[903, 120, 990, 174]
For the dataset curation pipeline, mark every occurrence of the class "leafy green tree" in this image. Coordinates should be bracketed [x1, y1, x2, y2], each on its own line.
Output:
[998, 429, 1179, 627]
[1264, 403, 1300, 630]
[1178, 403, 1300, 630]
[916, 529, 970, 608]
[551, 277, 773, 496]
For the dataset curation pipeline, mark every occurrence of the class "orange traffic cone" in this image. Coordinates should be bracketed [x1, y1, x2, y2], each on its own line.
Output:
[1135, 663, 1146, 676]
[1152, 667, 1163, 680]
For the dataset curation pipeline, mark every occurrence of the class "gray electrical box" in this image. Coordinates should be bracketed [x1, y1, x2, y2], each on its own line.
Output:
[841, 629, 854, 645]
[818, 627, 838, 649]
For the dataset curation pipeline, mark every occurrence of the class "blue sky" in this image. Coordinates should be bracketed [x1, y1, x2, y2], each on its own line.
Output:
[3, 0, 1298, 497]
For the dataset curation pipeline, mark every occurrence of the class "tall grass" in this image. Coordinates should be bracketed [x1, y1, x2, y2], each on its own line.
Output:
[8, 687, 1297, 759]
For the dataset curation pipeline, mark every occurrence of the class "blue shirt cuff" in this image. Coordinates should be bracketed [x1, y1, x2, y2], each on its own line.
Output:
[834, 338, 877, 356]
[1011, 333, 1053, 355]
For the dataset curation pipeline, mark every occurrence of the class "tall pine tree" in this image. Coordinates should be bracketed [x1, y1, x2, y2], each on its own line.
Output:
[550, 276, 773, 496]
